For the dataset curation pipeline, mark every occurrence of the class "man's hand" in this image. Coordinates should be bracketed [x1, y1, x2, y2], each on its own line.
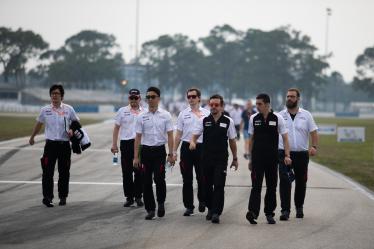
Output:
[167, 154, 175, 166]
[29, 136, 35, 146]
[189, 141, 196, 150]
[111, 145, 119, 154]
[230, 159, 238, 171]
[309, 146, 317, 156]
[133, 158, 140, 169]
[284, 156, 292, 166]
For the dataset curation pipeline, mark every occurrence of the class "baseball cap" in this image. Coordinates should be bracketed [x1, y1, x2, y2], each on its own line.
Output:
[129, 89, 140, 96]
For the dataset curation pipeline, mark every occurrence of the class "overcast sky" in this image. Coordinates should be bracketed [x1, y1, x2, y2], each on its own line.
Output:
[1, 0, 373, 82]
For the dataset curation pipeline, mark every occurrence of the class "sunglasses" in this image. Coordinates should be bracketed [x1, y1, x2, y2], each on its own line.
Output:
[129, 95, 140, 100]
[209, 103, 220, 108]
[187, 95, 198, 99]
[146, 95, 158, 100]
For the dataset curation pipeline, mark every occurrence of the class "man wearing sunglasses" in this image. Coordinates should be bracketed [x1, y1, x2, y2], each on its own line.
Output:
[173, 88, 210, 216]
[133, 86, 175, 220]
[246, 93, 291, 225]
[190, 94, 238, 224]
[111, 89, 145, 208]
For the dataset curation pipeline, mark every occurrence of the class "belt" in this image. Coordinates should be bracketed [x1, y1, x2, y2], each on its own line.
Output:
[279, 149, 308, 154]
[142, 145, 165, 150]
[46, 139, 69, 144]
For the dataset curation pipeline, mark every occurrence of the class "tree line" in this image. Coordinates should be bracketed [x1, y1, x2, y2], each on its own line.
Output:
[0, 26, 373, 107]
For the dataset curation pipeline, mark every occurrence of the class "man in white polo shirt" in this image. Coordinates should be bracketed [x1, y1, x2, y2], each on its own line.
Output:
[173, 88, 210, 216]
[29, 84, 79, 207]
[278, 88, 318, 220]
[111, 89, 145, 208]
[133, 86, 175, 220]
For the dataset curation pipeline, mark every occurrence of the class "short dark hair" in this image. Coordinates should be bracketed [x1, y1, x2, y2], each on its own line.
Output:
[147, 86, 161, 97]
[256, 93, 270, 104]
[288, 88, 300, 97]
[49, 84, 65, 98]
[209, 94, 224, 106]
[186, 87, 201, 98]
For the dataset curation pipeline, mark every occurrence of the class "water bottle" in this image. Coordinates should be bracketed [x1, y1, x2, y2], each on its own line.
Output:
[112, 153, 118, 166]
[165, 162, 172, 172]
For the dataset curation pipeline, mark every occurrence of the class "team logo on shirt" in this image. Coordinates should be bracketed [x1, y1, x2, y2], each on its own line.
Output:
[254, 120, 262, 126]
[219, 123, 227, 128]
[183, 114, 191, 119]
[205, 121, 212, 127]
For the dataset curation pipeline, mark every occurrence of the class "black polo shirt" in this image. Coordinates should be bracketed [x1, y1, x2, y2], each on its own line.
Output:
[200, 114, 236, 162]
[249, 111, 287, 163]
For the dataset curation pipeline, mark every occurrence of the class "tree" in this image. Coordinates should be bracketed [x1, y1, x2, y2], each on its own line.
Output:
[288, 29, 329, 109]
[200, 25, 243, 99]
[140, 34, 206, 93]
[0, 27, 48, 85]
[353, 46, 374, 96]
[43, 30, 124, 89]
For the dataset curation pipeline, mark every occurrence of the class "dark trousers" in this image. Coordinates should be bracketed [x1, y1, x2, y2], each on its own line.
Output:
[278, 150, 309, 212]
[235, 125, 240, 140]
[40, 140, 71, 200]
[179, 142, 203, 209]
[248, 160, 278, 217]
[202, 159, 227, 215]
[120, 139, 143, 200]
[141, 145, 166, 212]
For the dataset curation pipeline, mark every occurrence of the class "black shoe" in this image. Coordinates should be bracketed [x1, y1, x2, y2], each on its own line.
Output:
[198, 202, 206, 213]
[244, 153, 249, 160]
[123, 199, 134, 207]
[206, 210, 212, 221]
[280, 211, 290, 221]
[135, 198, 144, 207]
[157, 203, 165, 217]
[296, 207, 304, 218]
[145, 211, 155, 220]
[183, 208, 194, 216]
[246, 211, 257, 224]
[266, 215, 276, 224]
[59, 198, 66, 206]
[42, 198, 54, 208]
[211, 214, 220, 224]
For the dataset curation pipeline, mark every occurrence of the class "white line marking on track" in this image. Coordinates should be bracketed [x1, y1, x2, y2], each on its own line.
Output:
[0, 180, 183, 187]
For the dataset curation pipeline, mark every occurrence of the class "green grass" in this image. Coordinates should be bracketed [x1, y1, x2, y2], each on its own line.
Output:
[314, 118, 374, 191]
[0, 115, 102, 142]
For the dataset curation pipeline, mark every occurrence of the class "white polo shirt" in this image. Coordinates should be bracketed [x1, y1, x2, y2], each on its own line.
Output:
[135, 108, 174, 146]
[278, 108, 318, 151]
[115, 105, 146, 140]
[37, 103, 79, 141]
[176, 106, 210, 143]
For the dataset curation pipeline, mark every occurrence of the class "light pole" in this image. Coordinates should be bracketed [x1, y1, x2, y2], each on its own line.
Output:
[325, 7, 332, 56]
[135, 0, 140, 64]
[121, 80, 128, 102]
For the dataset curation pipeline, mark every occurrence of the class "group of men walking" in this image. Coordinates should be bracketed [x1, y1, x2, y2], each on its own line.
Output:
[29, 84, 318, 225]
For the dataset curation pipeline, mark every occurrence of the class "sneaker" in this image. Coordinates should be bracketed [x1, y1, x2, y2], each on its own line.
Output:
[198, 202, 206, 213]
[123, 199, 134, 207]
[266, 215, 276, 224]
[211, 214, 220, 224]
[246, 211, 257, 224]
[279, 211, 290, 221]
[135, 198, 144, 207]
[59, 198, 66, 206]
[296, 207, 304, 218]
[157, 203, 165, 217]
[206, 210, 212, 221]
[183, 208, 194, 216]
[42, 198, 54, 208]
[145, 211, 155, 220]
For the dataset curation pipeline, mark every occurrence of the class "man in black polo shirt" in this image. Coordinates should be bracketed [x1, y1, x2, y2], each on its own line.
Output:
[190, 94, 238, 224]
[246, 93, 292, 225]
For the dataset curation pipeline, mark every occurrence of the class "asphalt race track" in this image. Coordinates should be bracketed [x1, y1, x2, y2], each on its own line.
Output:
[1, 121, 373, 249]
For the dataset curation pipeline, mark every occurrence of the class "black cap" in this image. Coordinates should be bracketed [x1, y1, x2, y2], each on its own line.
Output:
[129, 89, 140, 96]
